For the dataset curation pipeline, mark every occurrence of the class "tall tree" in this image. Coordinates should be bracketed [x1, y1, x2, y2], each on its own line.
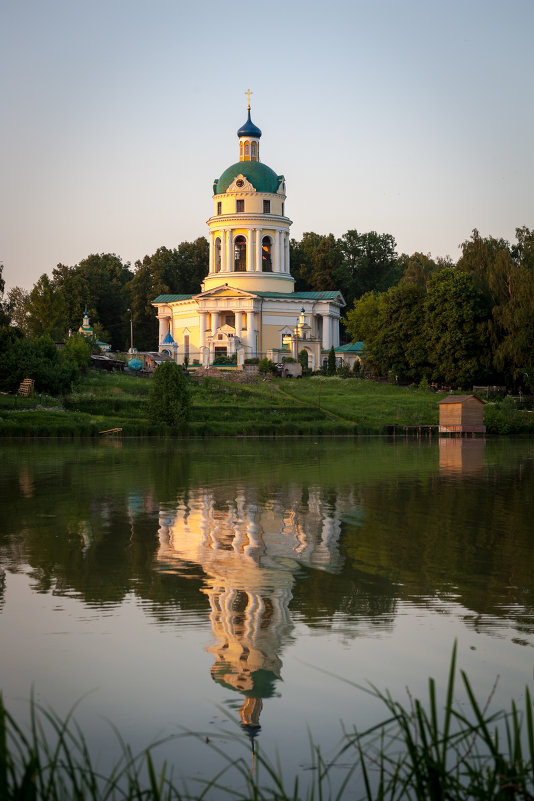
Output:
[423, 269, 490, 387]
[399, 252, 441, 290]
[338, 230, 399, 308]
[297, 232, 342, 292]
[6, 287, 30, 333]
[26, 275, 67, 340]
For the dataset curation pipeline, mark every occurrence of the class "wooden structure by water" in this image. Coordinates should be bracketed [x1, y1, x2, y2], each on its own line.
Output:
[438, 395, 485, 435]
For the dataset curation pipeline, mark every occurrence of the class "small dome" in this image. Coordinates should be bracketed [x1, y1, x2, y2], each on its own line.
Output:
[215, 161, 283, 195]
[237, 109, 262, 139]
[162, 331, 176, 344]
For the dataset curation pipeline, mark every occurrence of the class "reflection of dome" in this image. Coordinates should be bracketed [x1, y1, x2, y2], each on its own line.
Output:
[215, 161, 282, 195]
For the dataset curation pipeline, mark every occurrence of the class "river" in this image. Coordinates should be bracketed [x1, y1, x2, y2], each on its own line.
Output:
[1, 437, 533, 795]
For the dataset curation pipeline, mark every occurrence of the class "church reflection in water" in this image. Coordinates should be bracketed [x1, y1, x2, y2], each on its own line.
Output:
[156, 485, 349, 738]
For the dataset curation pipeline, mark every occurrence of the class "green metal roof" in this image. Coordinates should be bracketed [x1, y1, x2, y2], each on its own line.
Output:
[152, 294, 193, 303]
[335, 341, 365, 353]
[214, 161, 283, 195]
[256, 291, 343, 301]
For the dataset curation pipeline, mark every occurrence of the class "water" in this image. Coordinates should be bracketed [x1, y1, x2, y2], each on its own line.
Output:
[1, 437, 533, 794]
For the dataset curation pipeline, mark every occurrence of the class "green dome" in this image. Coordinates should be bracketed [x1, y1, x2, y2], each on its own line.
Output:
[214, 161, 283, 195]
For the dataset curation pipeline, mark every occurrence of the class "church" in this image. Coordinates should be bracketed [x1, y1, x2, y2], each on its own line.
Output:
[152, 97, 345, 370]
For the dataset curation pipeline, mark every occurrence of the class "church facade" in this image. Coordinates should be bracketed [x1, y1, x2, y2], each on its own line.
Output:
[152, 101, 344, 370]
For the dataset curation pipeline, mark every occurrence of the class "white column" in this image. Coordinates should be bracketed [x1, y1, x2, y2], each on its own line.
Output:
[199, 312, 206, 349]
[221, 230, 227, 273]
[275, 229, 281, 272]
[226, 230, 232, 272]
[247, 229, 253, 271]
[246, 311, 255, 354]
[323, 314, 332, 349]
[158, 316, 167, 345]
[284, 232, 290, 273]
[333, 316, 340, 347]
[255, 228, 261, 271]
[212, 312, 219, 337]
[209, 232, 214, 273]
[235, 311, 242, 339]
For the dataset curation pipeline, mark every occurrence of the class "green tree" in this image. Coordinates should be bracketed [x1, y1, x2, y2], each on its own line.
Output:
[63, 334, 92, 371]
[147, 361, 190, 427]
[6, 286, 30, 333]
[297, 232, 342, 291]
[370, 283, 428, 380]
[344, 290, 384, 344]
[298, 349, 309, 371]
[327, 346, 336, 375]
[26, 275, 67, 339]
[338, 230, 399, 308]
[399, 252, 440, 290]
[423, 269, 490, 387]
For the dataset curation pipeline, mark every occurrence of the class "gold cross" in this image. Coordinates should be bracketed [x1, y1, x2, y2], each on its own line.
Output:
[245, 88, 253, 109]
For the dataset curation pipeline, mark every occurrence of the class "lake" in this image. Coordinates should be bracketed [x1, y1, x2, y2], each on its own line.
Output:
[1, 436, 533, 796]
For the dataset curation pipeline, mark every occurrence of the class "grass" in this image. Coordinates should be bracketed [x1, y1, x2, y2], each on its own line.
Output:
[0, 371, 532, 437]
[2, 647, 534, 800]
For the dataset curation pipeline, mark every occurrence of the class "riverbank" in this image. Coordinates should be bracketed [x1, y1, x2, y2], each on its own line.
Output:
[0, 371, 532, 436]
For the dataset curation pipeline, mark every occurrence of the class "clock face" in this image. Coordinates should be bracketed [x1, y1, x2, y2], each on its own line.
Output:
[236, 179, 244, 188]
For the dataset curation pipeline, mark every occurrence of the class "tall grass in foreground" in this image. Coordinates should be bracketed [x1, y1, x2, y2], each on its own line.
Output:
[2, 646, 534, 800]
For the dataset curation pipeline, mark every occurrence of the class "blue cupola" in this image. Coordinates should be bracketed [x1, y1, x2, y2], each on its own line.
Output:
[237, 108, 262, 139]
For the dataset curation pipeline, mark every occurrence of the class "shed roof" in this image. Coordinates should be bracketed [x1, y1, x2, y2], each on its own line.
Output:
[438, 395, 485, 405]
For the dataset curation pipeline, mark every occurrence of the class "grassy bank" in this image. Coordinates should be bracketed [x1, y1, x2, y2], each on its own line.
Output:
[2, 647, 534, 800]
[0, 371, 532, 437]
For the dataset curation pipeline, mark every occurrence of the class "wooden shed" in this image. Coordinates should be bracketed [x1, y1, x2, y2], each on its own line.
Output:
[438, 395, 485, 435]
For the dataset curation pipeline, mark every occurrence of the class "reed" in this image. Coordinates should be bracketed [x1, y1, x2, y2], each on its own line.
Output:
[2, 648, 534, 800]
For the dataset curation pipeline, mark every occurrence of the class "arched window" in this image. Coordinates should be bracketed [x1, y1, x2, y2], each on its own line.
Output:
[215, 237, 221, 272]
[240, 142, 243, 158]
[244, 141, 250, 159]
[262, 236, 272, 272]
[251, 141, 257, 160]
[234, 235, 246, 271]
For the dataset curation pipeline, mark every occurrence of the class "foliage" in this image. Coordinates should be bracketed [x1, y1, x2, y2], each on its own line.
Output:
[213, 354, 237, 365]
[258, 357, 277, 374]
[147, 361, 190, 428]
[62, 334, 92, 371]
[327, 345, 336, 375]
[298, 349, 309, 371]
[0, 330, 79, 395]
[338, 229, 400, 308]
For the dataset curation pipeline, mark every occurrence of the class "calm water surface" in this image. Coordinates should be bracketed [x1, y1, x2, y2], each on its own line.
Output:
[1, 437, 533, 794]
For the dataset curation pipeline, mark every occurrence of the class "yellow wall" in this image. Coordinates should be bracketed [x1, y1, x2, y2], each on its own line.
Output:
[211, 193, 285, 216]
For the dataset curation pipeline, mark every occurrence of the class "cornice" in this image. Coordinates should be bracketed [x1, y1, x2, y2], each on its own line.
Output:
[207, 214, 292, 226]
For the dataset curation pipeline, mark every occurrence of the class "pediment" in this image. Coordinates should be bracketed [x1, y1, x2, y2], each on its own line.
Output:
[195, 284, 258, 300]
[226, 174, 256, 193]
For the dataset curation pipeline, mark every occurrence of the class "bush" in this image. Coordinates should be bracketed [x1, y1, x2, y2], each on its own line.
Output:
[258, 358, 276, 374]
[244, 357, 259, 365]
[327, 346, 336, 376]
[147, 361, 190, 427]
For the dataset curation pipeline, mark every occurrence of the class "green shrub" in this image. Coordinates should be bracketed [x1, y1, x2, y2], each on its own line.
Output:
[147, 361, 190, 427]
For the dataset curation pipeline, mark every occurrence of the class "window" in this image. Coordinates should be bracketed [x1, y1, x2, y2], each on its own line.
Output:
[217, 201, 222, 215]
[234, 235, 246, 271]
[244, 141, 249, 158]
[251, 141, 257, 160]
[282, 202, 285, 216]
[240, 142, 243, 158]
[263, 199, 270, 214]
[236, 199, 244, 213]
[215, 237, 221, 272]
[262, 236, 272, 272]
[184, 335, 189, 357]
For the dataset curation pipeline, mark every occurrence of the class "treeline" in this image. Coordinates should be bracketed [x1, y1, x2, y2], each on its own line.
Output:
[345, 227, 534, 390]
[1, 226, 533, 390]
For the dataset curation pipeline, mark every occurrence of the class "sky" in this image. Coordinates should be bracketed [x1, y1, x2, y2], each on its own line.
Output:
[1, 0, 533, 293]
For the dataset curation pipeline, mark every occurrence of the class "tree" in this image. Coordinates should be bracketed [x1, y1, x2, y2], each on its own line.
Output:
[6, 287, 30, 333]
[298, 349, 309, 371]
[26, 275, 67, 339]
[63, 334, 92, 371]
[399, 252, 440, 290]
[327, 346, 336, 375]
[370, 283, 428, 380]
[297, 233, 342, 291]
[147, 361, 190, 427]
[338, 230, 399, 308]
[344, 290, 384, 344]
[423, 269, 490, 387]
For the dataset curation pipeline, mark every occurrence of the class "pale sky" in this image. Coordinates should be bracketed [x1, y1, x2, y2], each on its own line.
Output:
[1, 0, 533, 292]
